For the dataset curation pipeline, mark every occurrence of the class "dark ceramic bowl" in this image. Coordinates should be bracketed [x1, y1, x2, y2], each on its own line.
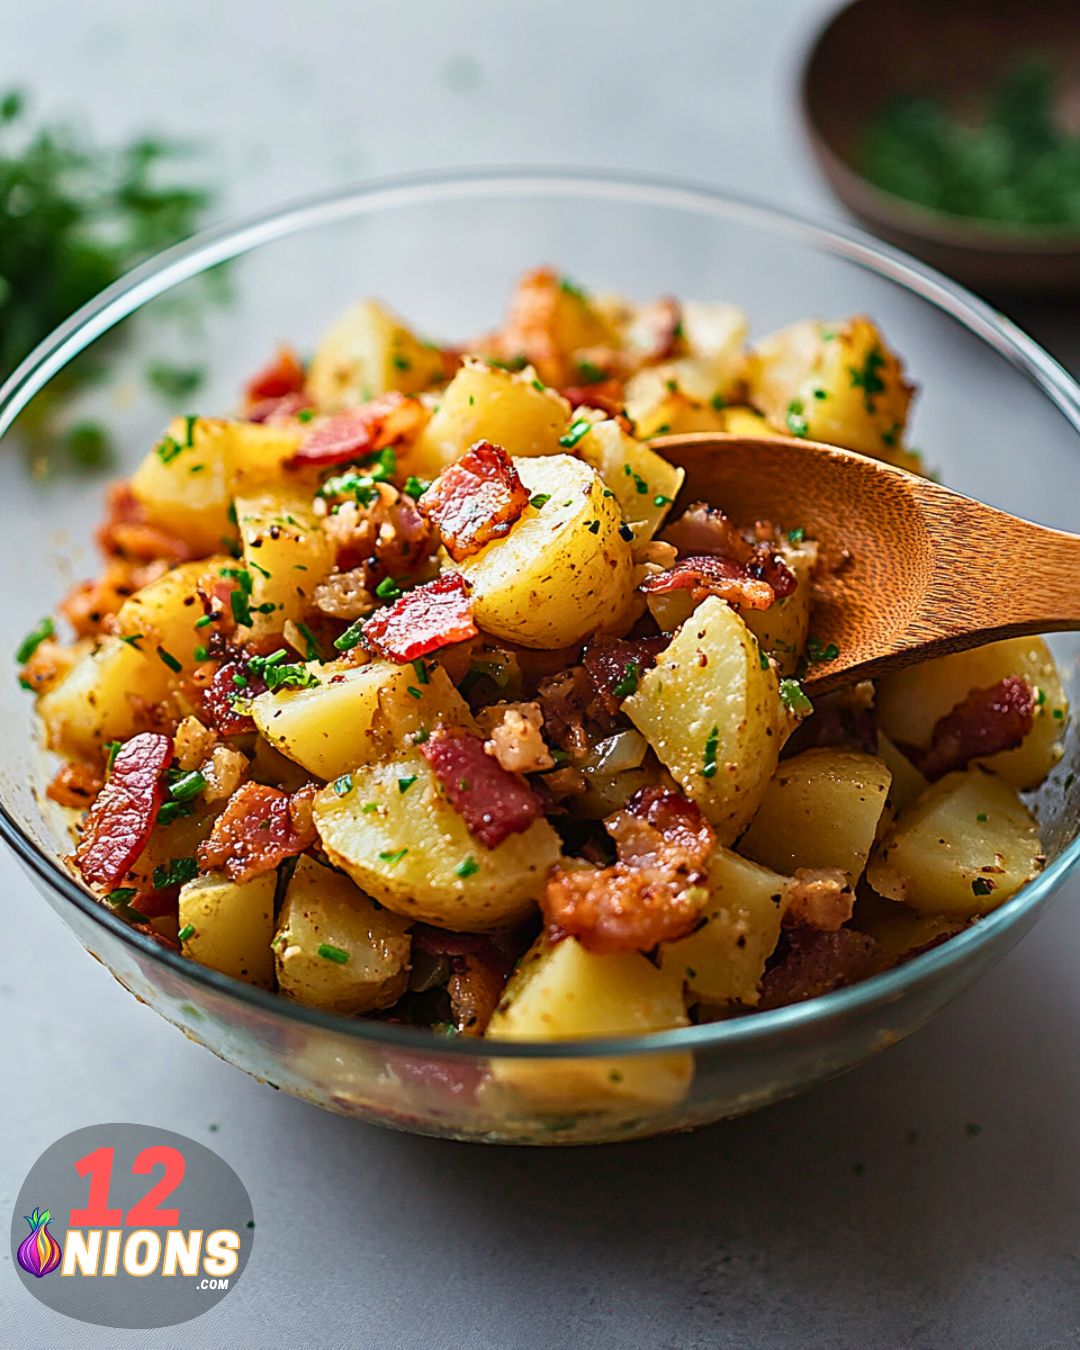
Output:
[801, 0, 1080, 293]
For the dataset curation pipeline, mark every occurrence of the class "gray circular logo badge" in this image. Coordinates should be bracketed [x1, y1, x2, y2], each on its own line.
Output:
[11, 1123, 253, 1329]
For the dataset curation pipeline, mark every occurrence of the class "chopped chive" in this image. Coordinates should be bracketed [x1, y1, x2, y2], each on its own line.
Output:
[332, 774, 353, 797]
[104, 740, 122, 772]
[976, 813, 988, 823]
[378, 848, 409, 864]
[653, 494, 672, 507]
[411, 658, 430, 685]
[618, 523, 634, 542]
[297, 408, 315, 422]
[317, 942, 350, 964]
[805, 636, 840, 663]
[787, 526, 806, 544]
[119, 633, 144, 649]
[105, 887, 137, 905]
[455, 856, 480, 878]
[702, 725, 720, 778]
[361, 801, 379, 813]
[295, 621, 321, 661]
[586, 520, 600, 534]
[194, 645, 209, 662]
[612, 659, 640, 699]
[15, 616, 54, 664]
[406, 686, 423, 700]
[559, 418, 591, 449]
[404, 474, 430, 500]
[779, 678, 813, 717]
[375, 576, 403, 601]
[169, 770, 206, 802]
[157, 645, 182, 673]
[334, 617, 366, 651]
[177, 924, 196, 943]
[398, 774, 418, 794]
[195, 614, 214, 629]
[152, 857, 199, 889]
[529, 493, 551, 509]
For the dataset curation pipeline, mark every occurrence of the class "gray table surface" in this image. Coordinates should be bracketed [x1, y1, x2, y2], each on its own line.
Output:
[3, 2, 1080, 1346]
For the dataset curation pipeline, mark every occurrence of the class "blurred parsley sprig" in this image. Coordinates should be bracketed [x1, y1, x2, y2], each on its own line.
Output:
[0, 89, 221, 471]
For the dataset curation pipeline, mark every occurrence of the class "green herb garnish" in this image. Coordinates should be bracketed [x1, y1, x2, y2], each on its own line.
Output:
[317, 943, 350, 964]
[559, 419, 591, 449]
[15, 616, 54, 664]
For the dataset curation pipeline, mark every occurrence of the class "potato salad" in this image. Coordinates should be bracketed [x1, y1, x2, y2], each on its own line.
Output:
[21, 267, 1068, 1071]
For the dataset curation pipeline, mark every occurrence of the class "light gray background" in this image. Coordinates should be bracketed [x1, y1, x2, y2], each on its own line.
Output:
[2, 2, 1079, 1347]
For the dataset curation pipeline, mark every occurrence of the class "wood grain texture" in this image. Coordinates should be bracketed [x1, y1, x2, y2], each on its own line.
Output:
[656, 432, 1080, 695]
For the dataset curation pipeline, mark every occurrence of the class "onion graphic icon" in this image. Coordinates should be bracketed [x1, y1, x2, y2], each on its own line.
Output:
[17, 1207, 62, 1278]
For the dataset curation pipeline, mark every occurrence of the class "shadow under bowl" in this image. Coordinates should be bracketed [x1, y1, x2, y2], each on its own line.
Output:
[801, 0, 1080, 294]
[1, 168, 1079, 1143]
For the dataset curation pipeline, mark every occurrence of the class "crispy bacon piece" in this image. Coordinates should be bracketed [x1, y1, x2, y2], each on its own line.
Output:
[494, 266, 565, 385]
[363, 572, 477, 664]
[97, 483, 192, 564]
[202, 658, 262, 736]
[662, 502, 754, 564]
[286, 393, 425, 468]
[640, 554, 776, 610]
[248, 391, 312, 425]
[419, 441, 530, 562]
[245, 345, 305, 404]
[582, 635, 668, 715]
[47, 761, 105, 808]
[61, 558, 162, 637]
[560, 380, 628, 425]
[420, 727, 542, 849]
[197, 782, 316, 883]
[536, 665, 619, 757]
[918, 676, 1036, 780]
[757, 927, 885, 1010]
[542, 787, 714, 954]
[74, 732, 173, 890]
[130, 889, 178, 919]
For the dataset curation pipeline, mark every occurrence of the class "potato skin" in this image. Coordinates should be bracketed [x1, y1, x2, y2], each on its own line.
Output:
[406, 358, 570, 479]
[273, 856, 411, 1014]
[486, 934, 692, 1108]
[866, 768, 1043, 917]
[738, 748, 893, 886]
[313, 751, 561, 931]
[875, 637, 1068, 790]
[624, 597, 783, 843]
[459, 454, 634, 648]
[178, 870, 276, 988]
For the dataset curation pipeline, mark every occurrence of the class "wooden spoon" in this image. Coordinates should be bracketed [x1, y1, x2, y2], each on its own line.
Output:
[655, 432, 1080, 696]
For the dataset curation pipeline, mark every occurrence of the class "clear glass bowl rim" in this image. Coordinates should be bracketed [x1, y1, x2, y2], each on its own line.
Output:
[2, 164, 1078, 1061]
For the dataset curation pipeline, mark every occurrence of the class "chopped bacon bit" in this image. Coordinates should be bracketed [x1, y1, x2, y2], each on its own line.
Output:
[420, 727, 542, 849]
[363, 572, 477, 664]
[782, 868, 854, 932]
[757, 927, 886, 1010]
[663, 502, 754, 564]
[197, 782, 316, 883]
[918, 676, 1036, 780]
[582, 635, 668, 715]
[419, 441, 529, 562]
[97, 483, 193, 564]
[560, 381, 629, 426]
[247, 391, 312, 425]
[536, 665, 619, 757]
[286, 393, 425, 468]
[201, 649, 271, 736]
[74, 732, 173, 890]
[751, 549, 798, 601]
[640, 553, 776, 610]
[47, 761, 105, 808]
[495, 266, 565, 385]
[245, 345, 305, 404]
[19, 639, 80, 696]
[130, 889, 178, 919]
[61, 558, 161, 637]
[541, 786, 714, 954]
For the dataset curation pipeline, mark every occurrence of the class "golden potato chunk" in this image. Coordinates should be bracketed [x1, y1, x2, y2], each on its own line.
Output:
[178, 870, 276, 988]
[306, 299, 444, 409]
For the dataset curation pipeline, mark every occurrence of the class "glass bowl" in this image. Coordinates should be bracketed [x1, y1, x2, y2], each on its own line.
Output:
[2, 169, 1077, 1145]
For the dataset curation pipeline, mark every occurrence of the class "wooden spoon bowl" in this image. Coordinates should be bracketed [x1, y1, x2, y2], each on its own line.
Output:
[657, 432, 1080, 695]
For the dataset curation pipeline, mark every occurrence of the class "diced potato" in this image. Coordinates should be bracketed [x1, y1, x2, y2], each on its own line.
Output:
[680, 301, 749, 374]
[624, 597, 782, 843]
[746, 315, 913, 459]
[852, 890, 965, 963]
[875, 637, 1068, 790]
[738, 748, 892, 885]
[178, 870, 276, 988]
[38, 637, 171, 759]
[659, 847, 789, 1006]
[717, 406, 775, 437]
[406, 358, 570, 479]
[486, 935, 692, 1108]
[459, 454, 634, 648]
[233, 488, 336, 637]
[497, 268, 615, 386]
[115, 556, 233, 674]
[741, 540, 818, 676]
[866, 768, 1043, 916]
[251, 661, 470, 781]
[576, 417, 684, 540]
[313, 751, 561, 930]
[625, 367, 731, 439]
[306, 299, 444, 410]
[876, 731, 928, 813]
[273, 856, 411, 1013]
[130, 417, 234, 554]
[129, 418, 304, 554]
